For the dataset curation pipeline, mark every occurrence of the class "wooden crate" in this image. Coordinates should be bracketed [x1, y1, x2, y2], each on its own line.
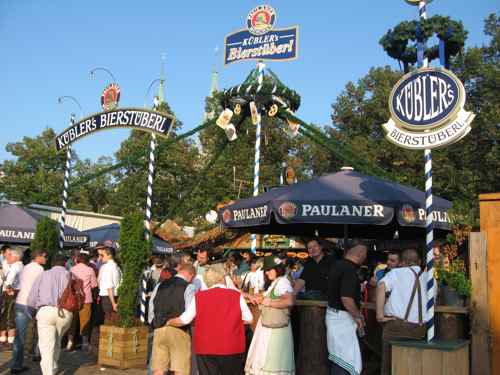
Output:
[391, 339, 469, 375]
[98, 324, 149, 369]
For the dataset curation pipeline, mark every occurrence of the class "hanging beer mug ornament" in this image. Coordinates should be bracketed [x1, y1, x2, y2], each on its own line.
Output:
[225, 124, 238, 141]
[216, 108, 234, 129]
[249, 101, 260, 125]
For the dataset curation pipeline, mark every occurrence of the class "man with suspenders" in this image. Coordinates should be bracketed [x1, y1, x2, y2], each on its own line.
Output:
[376, 248, 431, 375]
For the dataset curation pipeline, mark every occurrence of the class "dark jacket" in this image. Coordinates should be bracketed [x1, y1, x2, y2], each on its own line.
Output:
[151, 276, 189, 329]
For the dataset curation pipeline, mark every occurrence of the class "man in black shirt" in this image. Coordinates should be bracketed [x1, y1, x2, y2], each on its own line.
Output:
[293, 238, 334, 298]
[326, 239, 367, 375]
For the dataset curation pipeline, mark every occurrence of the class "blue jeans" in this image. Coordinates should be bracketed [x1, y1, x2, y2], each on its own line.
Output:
[11, 304, 34, 370]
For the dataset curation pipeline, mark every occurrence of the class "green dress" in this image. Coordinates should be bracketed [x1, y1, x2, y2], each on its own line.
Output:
[245, 277, 295, 375]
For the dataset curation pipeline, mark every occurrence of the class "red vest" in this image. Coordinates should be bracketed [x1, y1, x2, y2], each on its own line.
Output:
[193, 287, 245, 355]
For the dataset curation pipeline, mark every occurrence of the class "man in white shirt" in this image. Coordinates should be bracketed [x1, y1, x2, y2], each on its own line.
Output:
[376, 248, 429, 375]
[0, 246, 24, 348]
[11, 249, 47, 373]
[97, 246, 122, 323]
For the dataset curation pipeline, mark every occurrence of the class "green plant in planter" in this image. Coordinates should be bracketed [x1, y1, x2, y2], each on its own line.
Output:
[117, 212, 151, 327]
[32, 216, 59, 267]
[437, 259, 472, 298]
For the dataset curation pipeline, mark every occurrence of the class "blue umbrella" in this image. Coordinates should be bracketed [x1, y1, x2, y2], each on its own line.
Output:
[219, 170, 452, 240]
[0, 204, 88, 246]
[83, 223, 174, 254]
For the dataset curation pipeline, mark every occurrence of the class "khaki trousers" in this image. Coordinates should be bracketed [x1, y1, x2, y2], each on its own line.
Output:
[381, 319, 426, 375]
[37, 306, 73, 375]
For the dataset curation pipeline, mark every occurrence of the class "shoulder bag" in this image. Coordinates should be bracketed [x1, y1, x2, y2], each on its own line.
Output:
[58, 273, 85, 316]
[260, 277, 290, 328]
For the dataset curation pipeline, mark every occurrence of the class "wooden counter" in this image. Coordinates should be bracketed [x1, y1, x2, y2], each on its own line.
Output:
[295, 299, 469, 314]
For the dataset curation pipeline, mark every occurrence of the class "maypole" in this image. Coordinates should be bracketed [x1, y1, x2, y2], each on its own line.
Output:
[57, 96, 82, 251]
[139, 54, 168, 324]
[416, 0, 436, 343]
[383, 0, 476, 343]
[250, 61, 265, 253]
[221, 4, 299, 253]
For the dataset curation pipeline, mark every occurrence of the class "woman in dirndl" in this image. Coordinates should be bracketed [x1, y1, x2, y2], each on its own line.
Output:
[245, 255, 295, 375]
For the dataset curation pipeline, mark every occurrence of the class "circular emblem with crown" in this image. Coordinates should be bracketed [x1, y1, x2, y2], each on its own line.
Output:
[401, 204, 417, 223]
[222, 209, 232, 223]
[247, 5, 276, 36]
[101, 83, 121, 111]
[278, 201, 298, 220]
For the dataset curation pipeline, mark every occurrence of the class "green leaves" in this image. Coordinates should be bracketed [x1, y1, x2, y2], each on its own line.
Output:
[379, 15, 468, 70]
[117, 212, 151, 327]
[32, 217, 59, 267]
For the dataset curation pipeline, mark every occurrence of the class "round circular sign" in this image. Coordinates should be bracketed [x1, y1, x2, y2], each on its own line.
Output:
[389, 67, 465, 131]
[247, 5, 276, 36]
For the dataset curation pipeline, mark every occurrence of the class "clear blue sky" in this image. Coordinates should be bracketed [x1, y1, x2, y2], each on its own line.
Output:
[1, 0, 497, 163]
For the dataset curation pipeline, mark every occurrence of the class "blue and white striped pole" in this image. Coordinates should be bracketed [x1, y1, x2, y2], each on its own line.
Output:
[417, 0, 435, 342]
[250, 61, 265, 254]
[145, 133, 157, 243]
[59, 143, 72, 251]
[140, 131, 157, 324]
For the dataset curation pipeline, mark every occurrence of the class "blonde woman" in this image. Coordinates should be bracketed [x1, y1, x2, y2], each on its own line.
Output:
[245, 255, 295, 375]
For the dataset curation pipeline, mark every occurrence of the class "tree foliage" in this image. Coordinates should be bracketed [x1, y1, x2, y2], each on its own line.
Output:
[117, 212, 151, 327]
[108, 101, 202, 222]
[1, 128, 67, 206]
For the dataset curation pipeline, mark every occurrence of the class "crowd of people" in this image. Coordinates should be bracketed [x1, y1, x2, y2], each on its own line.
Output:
[0, 237, 431, 375]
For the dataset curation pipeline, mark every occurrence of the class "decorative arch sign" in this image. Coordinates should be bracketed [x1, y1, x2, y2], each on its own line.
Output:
[382, 67, 474, 150]
[54, 107, 175, 151]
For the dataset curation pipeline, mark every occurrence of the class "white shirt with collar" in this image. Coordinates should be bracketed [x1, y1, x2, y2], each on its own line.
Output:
[178, 284, 253, 325]
[3, 261, 24, 291]
[98, 259, 122, 297]
[381, 266, 435, 324]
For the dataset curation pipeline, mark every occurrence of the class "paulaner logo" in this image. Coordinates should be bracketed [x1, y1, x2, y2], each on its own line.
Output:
[247, 5, 276, 36]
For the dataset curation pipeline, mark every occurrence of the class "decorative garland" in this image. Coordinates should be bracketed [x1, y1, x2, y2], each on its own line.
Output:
[213, 67, 301, 124]
[379, 15, 467, 69]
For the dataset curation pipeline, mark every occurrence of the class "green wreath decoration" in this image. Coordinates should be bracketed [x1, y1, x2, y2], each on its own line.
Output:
[379, 15, 467, 70]
[213, 67, 301, 122]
